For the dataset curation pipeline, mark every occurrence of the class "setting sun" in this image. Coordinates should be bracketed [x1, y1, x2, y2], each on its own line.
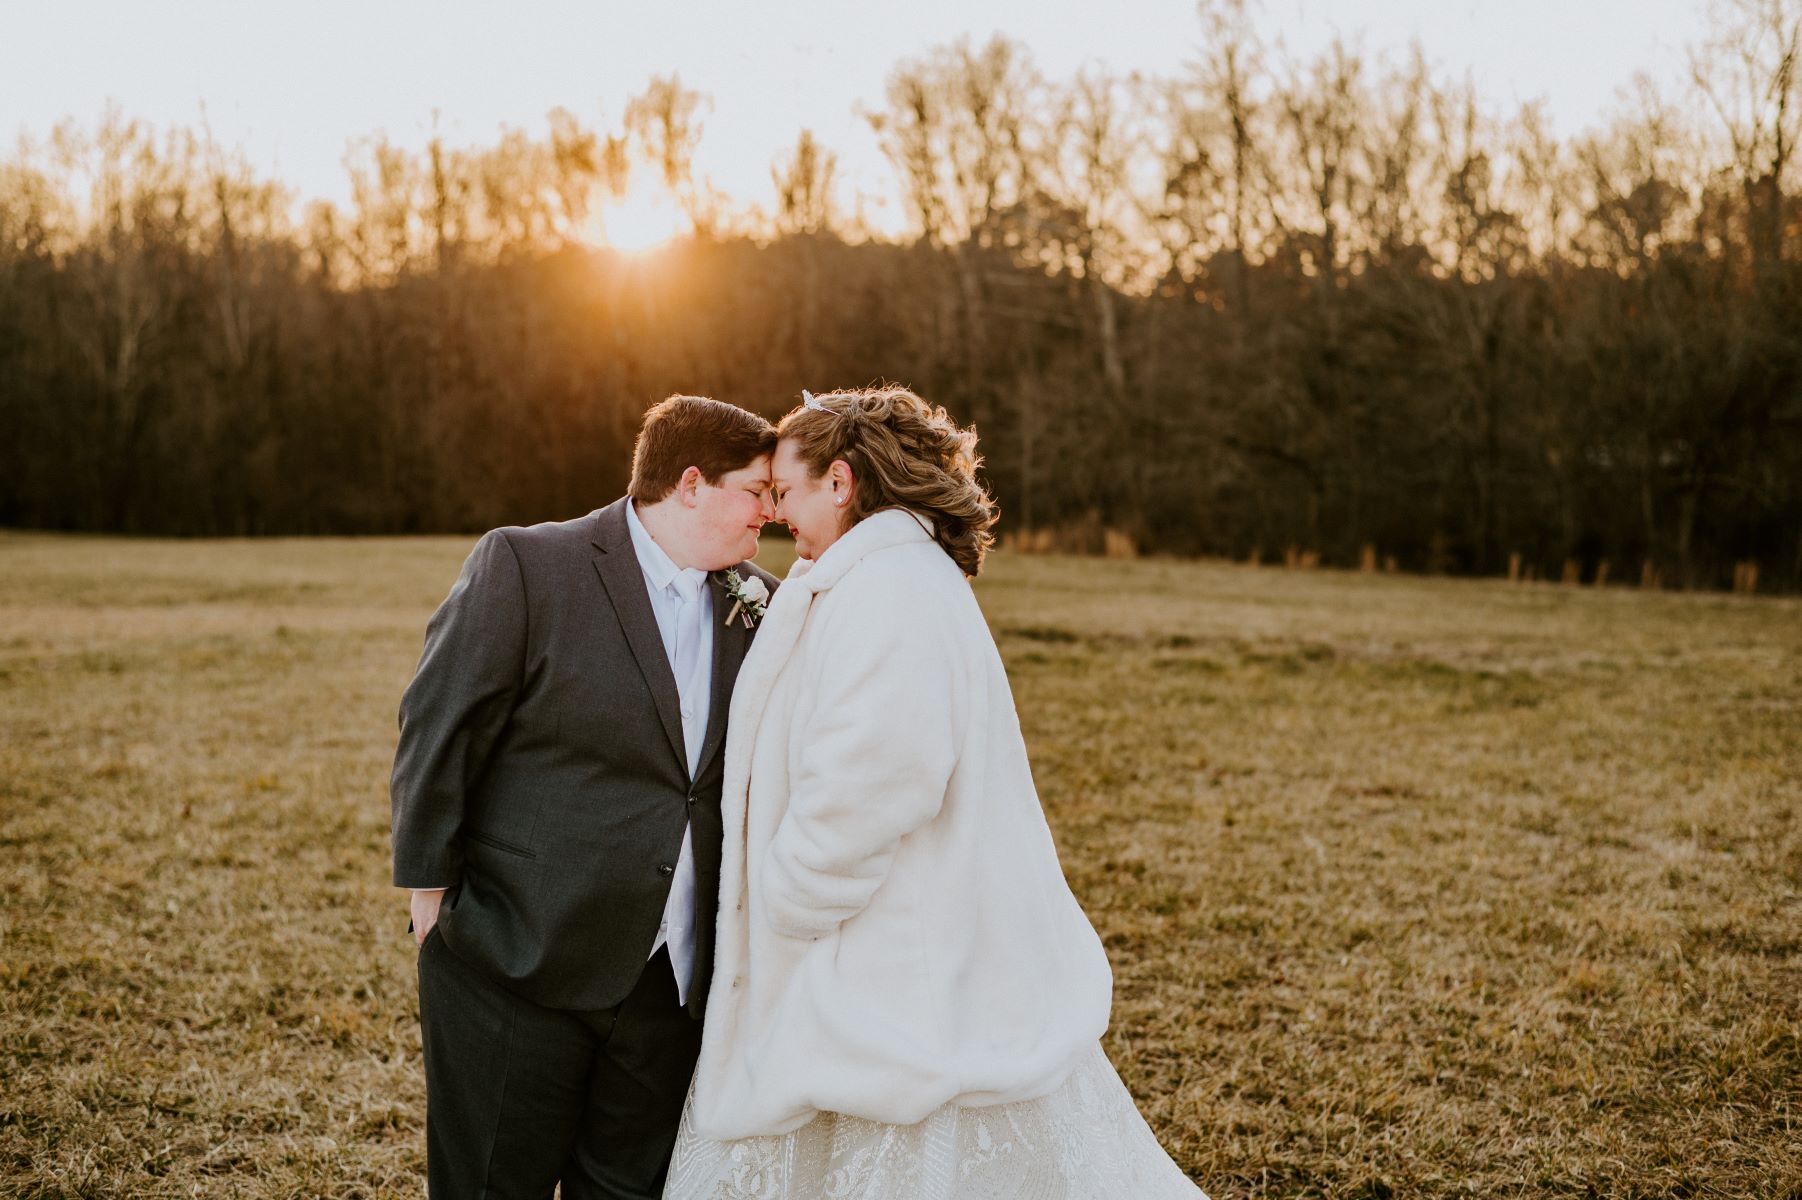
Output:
[589, 186, 686, 254]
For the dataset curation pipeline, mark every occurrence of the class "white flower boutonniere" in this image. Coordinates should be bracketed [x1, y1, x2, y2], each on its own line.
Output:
[722, 570, 769, 628]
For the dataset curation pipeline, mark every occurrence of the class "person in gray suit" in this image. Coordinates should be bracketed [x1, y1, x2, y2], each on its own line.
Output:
[390, 395, 780, 1199]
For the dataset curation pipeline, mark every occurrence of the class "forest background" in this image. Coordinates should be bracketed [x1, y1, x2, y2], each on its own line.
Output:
[2, 0, 1799, 591]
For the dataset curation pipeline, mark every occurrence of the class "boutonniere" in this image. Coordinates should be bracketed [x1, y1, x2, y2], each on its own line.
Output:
[722, 570, 769, 628]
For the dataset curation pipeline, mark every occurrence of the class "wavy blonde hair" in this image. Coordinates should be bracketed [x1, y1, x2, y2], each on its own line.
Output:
[778, 386, 998, 576]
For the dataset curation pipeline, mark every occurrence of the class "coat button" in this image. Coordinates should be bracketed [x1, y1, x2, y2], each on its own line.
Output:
[658, 863, 675, 876]
[686, 796, 696, 807]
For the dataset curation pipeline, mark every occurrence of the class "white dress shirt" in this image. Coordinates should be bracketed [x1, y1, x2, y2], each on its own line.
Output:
[624, 499, 713, 1005]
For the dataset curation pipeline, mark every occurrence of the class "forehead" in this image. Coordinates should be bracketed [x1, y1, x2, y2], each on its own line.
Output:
[772, 439, 811, 478]
[715, 455, 771, 486]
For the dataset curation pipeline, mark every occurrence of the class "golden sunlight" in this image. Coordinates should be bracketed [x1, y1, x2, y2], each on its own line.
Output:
[588, 187, 686, 254]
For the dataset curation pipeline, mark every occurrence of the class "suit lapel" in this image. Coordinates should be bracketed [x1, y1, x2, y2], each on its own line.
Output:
[697, 569, 751, 777]
[589, 500, 687, 772]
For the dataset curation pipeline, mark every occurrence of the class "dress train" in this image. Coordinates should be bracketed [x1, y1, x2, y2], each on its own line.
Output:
[663, 1042, 1207, 1200]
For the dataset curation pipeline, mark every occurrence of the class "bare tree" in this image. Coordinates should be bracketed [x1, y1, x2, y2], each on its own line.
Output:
[626, 75, 710, 234]
[1162, 0, 1269, 313]
[771, 129, 838, 236]
[1691, 0, 1802, 269]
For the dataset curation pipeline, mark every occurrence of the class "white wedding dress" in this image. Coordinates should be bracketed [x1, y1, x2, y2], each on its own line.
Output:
[662, 1042, 1207, 1200]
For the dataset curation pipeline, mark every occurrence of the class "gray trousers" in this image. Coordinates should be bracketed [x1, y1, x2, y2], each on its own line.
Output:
[416, 929, 701, 1199]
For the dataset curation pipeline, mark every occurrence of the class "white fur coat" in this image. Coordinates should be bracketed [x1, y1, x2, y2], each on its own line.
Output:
[689, 509, 1113, 1140]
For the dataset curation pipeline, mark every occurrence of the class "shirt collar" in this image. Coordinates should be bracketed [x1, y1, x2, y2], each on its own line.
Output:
[626, 499, 705, 595]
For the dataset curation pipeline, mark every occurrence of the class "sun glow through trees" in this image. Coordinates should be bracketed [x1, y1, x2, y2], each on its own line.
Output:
[588, 185, 686, 253]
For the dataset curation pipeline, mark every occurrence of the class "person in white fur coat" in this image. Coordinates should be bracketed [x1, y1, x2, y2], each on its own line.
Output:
[663, 387, 1208, 1200]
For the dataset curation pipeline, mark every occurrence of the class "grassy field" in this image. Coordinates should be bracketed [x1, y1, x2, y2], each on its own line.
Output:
[1, 529, 1798, 1199]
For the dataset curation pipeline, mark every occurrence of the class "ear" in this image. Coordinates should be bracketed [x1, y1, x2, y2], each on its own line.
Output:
[829, 459, 855, 499]
[677, 466, 705, 507]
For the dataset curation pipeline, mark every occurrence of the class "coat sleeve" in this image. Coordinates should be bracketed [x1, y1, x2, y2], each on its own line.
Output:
[762, 575, 963, 939]
[390, 530, 528, 888]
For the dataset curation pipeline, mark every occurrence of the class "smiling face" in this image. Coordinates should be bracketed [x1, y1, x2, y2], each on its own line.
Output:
[688, 455, 775, 568]
[772, 438, 851, 560]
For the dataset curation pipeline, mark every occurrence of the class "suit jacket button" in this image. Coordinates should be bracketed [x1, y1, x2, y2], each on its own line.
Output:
[658, 863, 675, 876]
[686, 796, 696, 807]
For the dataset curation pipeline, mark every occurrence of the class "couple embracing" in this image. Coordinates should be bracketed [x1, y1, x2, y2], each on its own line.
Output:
[391, 388, 1208, 1199]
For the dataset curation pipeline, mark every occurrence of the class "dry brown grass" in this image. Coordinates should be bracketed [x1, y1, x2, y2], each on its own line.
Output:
[2, 531, 1799, 1198]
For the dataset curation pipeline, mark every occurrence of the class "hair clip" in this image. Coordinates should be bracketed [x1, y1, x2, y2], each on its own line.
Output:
[802, 389, 828, 413]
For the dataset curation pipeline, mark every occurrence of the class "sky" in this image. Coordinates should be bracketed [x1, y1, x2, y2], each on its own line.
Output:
[2, 0, 1715, 237]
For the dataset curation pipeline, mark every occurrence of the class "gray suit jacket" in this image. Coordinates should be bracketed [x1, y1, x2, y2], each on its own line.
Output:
[390, 498, 779, 1014]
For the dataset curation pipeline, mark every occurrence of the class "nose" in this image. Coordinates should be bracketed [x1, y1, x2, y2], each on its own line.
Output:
[759, 492, 778, 522]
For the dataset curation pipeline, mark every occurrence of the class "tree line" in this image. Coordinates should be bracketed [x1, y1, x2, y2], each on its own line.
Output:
[1, 0, 1798, 590]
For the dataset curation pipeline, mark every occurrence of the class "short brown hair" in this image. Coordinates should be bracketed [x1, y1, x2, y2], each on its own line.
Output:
[777, 386, 998, 576]
[630, 395, 777, 503]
